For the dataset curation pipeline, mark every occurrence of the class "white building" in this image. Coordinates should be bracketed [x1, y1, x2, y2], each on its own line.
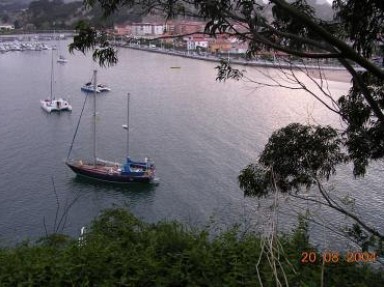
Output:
[194, 38, 209, 49]
[0, 24, 15, 30]
[130, 23, 166, 36]
[152, 24, 166, 35]
[184, 35, 209, 50]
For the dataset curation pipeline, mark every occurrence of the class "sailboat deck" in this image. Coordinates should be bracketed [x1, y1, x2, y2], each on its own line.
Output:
[72, 161, 121, 175]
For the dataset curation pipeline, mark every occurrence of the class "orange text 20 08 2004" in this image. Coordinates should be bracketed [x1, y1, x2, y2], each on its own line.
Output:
[301, 251, 378, 264]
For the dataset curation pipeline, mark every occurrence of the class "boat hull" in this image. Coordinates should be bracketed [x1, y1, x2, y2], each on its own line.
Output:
[66, 161, 154, 184]
[57, 55, 68, 63]
[81, 85, 101, 93]
[40, 99, 72, 113]
[81, 84, 110, 93]
[97, 84, 111, 92]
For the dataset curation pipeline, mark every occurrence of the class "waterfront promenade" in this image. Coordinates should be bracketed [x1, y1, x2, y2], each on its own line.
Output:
[122, 44, 353, 82]
[124, 44, 349, 71]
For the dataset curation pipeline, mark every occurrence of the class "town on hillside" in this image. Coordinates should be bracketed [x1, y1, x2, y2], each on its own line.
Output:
[113, 20, 249, 57]
[110, 20, 350, 67]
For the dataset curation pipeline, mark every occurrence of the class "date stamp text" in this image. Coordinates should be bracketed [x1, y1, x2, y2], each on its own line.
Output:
[301, 251, 378, 264]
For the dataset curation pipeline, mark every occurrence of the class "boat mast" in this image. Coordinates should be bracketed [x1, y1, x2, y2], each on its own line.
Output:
[93, 70, 97, 166]
[50, 49, 54, 101]
[127, 93, 130, 157]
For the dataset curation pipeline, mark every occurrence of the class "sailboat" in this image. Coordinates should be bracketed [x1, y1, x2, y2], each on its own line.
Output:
[56, 34, 68, 63]
[40, 50, 72, 113]
[57, 55, 68, 63]
[66, 70, 156, 183]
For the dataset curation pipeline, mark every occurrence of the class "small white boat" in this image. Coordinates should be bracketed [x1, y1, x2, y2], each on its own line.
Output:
[41, 98, 72, 112]
[81, 82, 101, 93]
[81, 83, 111, 93]
[97, 83, 111, 92]
[57, 55, 68, 63]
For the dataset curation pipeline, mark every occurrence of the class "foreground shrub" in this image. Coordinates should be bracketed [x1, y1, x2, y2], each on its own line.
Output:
[0, 208, 382, 286]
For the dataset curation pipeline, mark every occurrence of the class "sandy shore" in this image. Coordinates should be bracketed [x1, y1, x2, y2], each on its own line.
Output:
[308, 69, 352, 83]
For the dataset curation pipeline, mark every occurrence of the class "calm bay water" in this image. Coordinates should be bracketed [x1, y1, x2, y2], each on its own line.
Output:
[0, 40, 383, 249]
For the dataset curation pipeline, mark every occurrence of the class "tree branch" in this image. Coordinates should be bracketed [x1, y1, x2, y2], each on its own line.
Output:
[270, 0, 384, 79]
[315, 178, 384, 240]
[339, 58, 384, 125]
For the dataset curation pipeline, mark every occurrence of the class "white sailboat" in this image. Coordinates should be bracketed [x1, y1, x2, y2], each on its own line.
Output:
[56, 33, 68, 63]
[57, 54, 68, 63]
[40, 50, 72, 113]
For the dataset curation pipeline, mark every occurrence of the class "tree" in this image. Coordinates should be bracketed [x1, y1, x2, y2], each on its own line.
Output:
[1, 13, 10, 24]
[69, 0, 384, 248]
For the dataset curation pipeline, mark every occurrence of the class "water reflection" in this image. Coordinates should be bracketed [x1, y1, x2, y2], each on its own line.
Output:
[62, 176, 158, 234]
[70, 176, 156, 200]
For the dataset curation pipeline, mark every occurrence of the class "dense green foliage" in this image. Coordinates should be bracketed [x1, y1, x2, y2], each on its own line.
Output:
[5, 0, 143, 30]
[26, 0, 83, 29]
[239, 123, 346, 195]
[0, 208, 382, 286]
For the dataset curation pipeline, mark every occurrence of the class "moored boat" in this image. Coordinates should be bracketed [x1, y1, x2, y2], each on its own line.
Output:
[97, 83, 111, 92]
[67, 70, 156, 184]
[57, 55, 68, 63]
[40, 50, 72, 112]
[41, 98, 72, 112]
[66, 157, 155, 183]
[81, 82, 101, 93]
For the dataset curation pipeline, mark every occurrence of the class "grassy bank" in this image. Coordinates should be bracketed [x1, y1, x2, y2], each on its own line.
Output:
[0, 208, 382, 286]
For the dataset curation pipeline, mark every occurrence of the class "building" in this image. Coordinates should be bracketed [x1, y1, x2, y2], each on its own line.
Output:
[208, 36, 232, 53]
[152, 24, 165, 35]
[174, 21, 205, 36]
[228, 37, 248, 54]
[113, 24, 132, 36]
[128, 23, 167, 37]
[183, 34, 209, 51]
[0, 24, 15, 31]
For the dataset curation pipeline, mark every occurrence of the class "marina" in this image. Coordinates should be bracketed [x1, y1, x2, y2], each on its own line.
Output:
[0, 33, 72, 53]
[0, 40, 51, 52]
